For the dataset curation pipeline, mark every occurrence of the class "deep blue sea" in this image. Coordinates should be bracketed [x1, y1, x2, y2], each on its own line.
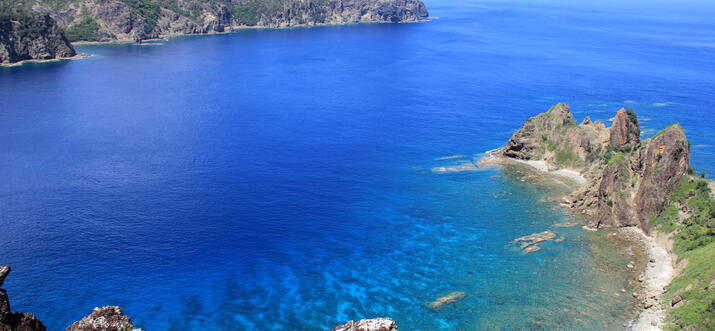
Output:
[2, 0, 715, 329]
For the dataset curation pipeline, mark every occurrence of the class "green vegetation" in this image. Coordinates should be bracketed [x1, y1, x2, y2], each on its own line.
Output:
[653, 122, 681, 139]
[121, 0, 162, 33]
[555, 148, 581, 168]
[546, 139, 558, 152]
[651, 176, 715, 254]
[233, 0, 285, 26]
[117, 0, 197, 33]
[64, 16, 99, 41]
[607, 152, 625, 166]
[664, 241, 715, 330]
[650, 175, 715, 330]
[0, 3, 52, 38]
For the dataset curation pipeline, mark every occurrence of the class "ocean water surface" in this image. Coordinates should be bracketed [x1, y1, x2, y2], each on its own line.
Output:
[1, 0, 715, 329]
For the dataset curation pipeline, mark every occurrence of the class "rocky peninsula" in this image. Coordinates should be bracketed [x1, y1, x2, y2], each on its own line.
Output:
[487, 103, 714, 330]
[23, 0, 427, 43]
[1, 0, 428, 64]
[0, 10, 77, 65]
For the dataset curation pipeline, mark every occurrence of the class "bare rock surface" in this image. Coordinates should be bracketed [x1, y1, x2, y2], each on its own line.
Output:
[330, 318, 398, 331]
[0, 12, 76, 64]
[494, 103, 690, 231]
[67, 306, 139, 331]
[0, 267, 47, 331]
[28, 0, 428, 43]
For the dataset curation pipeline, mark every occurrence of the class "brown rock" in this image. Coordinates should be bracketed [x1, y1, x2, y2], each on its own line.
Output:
[330, 318, 398, 331]
[1, 285, 46, 331]
[671, 295, 683, 307]
[609, 108, 640, 147]
[636, 124, 689, 228]
[0, 266, 8, 287]
[67, 306, 138, 331]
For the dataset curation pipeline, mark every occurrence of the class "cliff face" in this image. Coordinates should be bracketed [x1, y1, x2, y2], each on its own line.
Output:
[0, 266, 47, 331]
[497, 103, 690, 230]
[0, 12, 76, 64]
[27, 0, 428, 43]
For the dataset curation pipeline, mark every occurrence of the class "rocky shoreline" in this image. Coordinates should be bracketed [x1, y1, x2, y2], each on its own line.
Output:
[482, 151, 677, 329]
[482, 102, 703, 330]
[1, 0, 429, 65]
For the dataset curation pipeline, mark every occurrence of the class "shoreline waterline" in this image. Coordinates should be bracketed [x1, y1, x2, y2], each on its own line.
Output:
[624, 227, 676, 331]
[480, 149, 675, 330]
[480, 150, 588, 186]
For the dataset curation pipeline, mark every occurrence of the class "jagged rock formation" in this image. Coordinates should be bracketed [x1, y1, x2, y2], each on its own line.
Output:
[67, 306, 139, 331]
[330, 318, 398, 331]
[24, 0, 428, 43]
[0, 266, 47, 331]
[0, 267, 9, 287]
[0, 11, 76, 64]
[496, 103, 690, 230]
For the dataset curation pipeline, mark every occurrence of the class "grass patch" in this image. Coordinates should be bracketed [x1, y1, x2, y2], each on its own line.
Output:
[607, 152, 625, 166]
[555, 148, 581, 168]
[64, 16, 99, 41]
[653, 123, 681, 139]
[654, 175, 715, 330]
[664, 242, 715, 330]
[546, 139, 558, 152]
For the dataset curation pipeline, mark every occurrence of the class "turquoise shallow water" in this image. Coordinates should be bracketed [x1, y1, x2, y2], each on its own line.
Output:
[1, 0, 715, 329]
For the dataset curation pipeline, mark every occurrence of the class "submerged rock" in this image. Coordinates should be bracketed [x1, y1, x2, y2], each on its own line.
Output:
[428, 291, 466, 309]
[67, 306, 139, 331]
[514, 231, 556, 244]
[330, 318, 398, 331]
[523, 245, 541, 254]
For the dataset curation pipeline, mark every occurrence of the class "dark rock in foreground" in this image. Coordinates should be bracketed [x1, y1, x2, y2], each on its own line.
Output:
[67, 306, 139, 331]
[0, 266, 47, 331]
[0, 266, 9, 287]
[330, 318, 398, 331]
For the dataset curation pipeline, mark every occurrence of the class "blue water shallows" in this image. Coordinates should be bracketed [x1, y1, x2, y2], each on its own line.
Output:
[1, 0, 715, 329]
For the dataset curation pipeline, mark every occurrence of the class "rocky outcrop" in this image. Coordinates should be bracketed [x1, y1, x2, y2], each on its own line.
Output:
[0, 266, 47, 331]
[496, 103, 691, 230]
[0, 11, 76, 64]
[27, 0, 428, 43]
[635, 125, 689, 228]
[67, 306, 139, 331]
[609, 108, 640, 147]
[0, 266, 9, 287]
[330, 318, 398, 331]
[238, 0, 429, 28]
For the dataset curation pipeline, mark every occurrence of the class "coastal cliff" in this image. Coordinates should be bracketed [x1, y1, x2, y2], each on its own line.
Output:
[0, 10, 76, 65]
[495, 103, 714, 330]
[496, 103, 690, 230]
[24, 0, 428, 43]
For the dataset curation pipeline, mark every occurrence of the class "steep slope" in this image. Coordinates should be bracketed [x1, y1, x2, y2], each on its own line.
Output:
[496, 103, 690, 230]
[25, 0, 429, 43]
[496, 103, 714, 330]
[0, 9, 76, 64]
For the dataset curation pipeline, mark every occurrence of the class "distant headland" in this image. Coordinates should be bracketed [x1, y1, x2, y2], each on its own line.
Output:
[1, 0, 429, 65]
